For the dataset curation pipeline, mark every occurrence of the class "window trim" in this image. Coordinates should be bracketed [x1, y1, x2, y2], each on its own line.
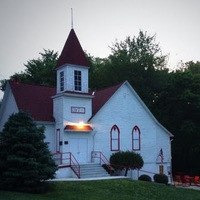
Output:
[56, 129, 61, 152]
[74, 70, 82, 91]
[110, 125, 120, 151]
[132, 125, 141, 151]
[60, 71, 64, 92]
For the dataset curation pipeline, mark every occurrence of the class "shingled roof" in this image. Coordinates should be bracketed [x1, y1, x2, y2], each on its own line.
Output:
[92, 82, 124, 117]
[8, 81, 123, 122]
[56, 29, 89, 68]
[9, 81, 56, 122]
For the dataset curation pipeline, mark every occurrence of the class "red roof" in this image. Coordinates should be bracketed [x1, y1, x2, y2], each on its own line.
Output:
[9, 81, 124, 122]
[9, 81, 56, 122]
[56, 29, 89, 68]
[92, 82, 124, 116]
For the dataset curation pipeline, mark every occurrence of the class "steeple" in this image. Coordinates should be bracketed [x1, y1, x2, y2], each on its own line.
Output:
[56, 29, 89, 68]
[55, 29, 89, 94]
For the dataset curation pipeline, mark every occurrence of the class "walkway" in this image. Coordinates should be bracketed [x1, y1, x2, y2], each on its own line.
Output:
[49, 176, 129, 182]
[175, 185, 200, 191]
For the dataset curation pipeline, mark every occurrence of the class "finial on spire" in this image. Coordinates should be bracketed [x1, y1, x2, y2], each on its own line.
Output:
[71, 8, 73, 29]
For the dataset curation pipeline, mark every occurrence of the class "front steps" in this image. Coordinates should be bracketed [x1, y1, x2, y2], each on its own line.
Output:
[80, 163, 110, 178]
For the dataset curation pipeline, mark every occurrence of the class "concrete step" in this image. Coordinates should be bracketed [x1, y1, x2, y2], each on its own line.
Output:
[80, 163, 110, 178]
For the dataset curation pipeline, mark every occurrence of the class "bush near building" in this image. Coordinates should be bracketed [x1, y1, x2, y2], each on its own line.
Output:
[138, 174, 152, 182]
[153, 174, 169, 185]
[110, 151, 144, 176]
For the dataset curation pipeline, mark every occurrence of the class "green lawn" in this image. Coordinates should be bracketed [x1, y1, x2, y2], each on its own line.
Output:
[0, 179, 200, 200]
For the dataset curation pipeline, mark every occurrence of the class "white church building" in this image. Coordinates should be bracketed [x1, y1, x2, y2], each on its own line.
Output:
[0, 28, 173, 180]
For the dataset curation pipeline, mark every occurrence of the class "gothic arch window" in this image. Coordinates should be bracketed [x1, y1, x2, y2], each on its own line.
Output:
[132, 126, 141, 150]
[110, 125, 120, 151]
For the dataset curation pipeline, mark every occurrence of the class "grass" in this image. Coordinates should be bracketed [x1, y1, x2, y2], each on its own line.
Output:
[0, 179, 200, 200]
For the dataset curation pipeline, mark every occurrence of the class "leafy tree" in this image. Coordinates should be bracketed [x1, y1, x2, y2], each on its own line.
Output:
[0, 79, 7, 91]
[109, 30, 167, 71]
[89, 30, 169, 108]
[154, 65, 200, 174]
[186, 61, 200, 74]
[177, 60, 200, 74]
[87, 54, 110, 90]
[0, 49, 58, 91]
[110, 151, 144, 176]
[0, 111, 57, 192]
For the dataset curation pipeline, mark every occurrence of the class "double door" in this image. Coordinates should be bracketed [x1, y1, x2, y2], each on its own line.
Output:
[69, 138, 88, 163]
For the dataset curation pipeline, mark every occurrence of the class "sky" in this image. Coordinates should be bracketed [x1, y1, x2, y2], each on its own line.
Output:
[0, 0, 200, 99]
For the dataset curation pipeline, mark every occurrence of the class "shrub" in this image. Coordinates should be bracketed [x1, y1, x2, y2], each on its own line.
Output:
[110, 151, 144, 176]
[138, 174, 152, 182]
[0, 111, 57, 193]
[153, 174, 168, 185]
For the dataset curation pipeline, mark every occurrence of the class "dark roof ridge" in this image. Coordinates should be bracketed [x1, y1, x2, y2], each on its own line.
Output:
[9, 80, 56, 89]
[94, 81, 125, 93]
[91, 81, 126, 118]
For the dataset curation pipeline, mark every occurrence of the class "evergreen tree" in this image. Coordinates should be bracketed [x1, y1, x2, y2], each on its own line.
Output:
[0, 111, 57, 192]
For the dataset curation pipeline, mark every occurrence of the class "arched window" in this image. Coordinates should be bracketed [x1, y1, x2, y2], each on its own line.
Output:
[132, 126, 141, 150]
[110, 125, 120, 151]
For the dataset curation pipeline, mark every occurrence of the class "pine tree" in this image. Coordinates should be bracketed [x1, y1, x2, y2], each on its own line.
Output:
[0, 111, 57, 192]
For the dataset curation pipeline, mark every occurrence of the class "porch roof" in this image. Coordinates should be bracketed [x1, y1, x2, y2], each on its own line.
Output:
[64, 124, 93, 132]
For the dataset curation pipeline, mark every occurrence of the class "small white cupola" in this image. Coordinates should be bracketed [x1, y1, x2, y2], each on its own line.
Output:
[55, 29, 89, 94]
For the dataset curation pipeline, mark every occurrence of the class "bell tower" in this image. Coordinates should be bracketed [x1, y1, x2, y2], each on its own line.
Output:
[53, 28, 93, 126]
[55, 29, 89, 94]
[52, 27, 93, 155]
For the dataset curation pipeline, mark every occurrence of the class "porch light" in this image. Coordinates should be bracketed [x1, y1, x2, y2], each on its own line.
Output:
[77, 121, 84, 129]
[64, 122, 93, 132]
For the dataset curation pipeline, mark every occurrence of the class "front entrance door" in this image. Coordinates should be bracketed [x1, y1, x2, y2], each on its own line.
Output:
[69, 138, 88, 163]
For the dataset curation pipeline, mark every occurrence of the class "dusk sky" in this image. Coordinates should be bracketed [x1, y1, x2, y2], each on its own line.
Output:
[0, 0, 200, 99]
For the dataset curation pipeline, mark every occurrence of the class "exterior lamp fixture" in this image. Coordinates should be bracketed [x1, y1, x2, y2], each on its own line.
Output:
[64, 122, 93, 132]
[77, 121, 84, 130]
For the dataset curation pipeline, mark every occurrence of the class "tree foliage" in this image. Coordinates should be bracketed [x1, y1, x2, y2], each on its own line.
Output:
[109, 31, 167, 70]
[0, 111, 57, 192]
[151, 62, 200, 174]
[0, 49, 58, 91]
[89, 30, 169, 107]
[110, 151, 144, 176]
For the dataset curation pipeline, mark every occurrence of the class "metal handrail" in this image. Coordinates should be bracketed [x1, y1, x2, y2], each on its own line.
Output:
[91, 151, 156, 177]
[70, 152, 80, 178]
[91, 151, 113, 175]
[52, 152, 80, 178]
